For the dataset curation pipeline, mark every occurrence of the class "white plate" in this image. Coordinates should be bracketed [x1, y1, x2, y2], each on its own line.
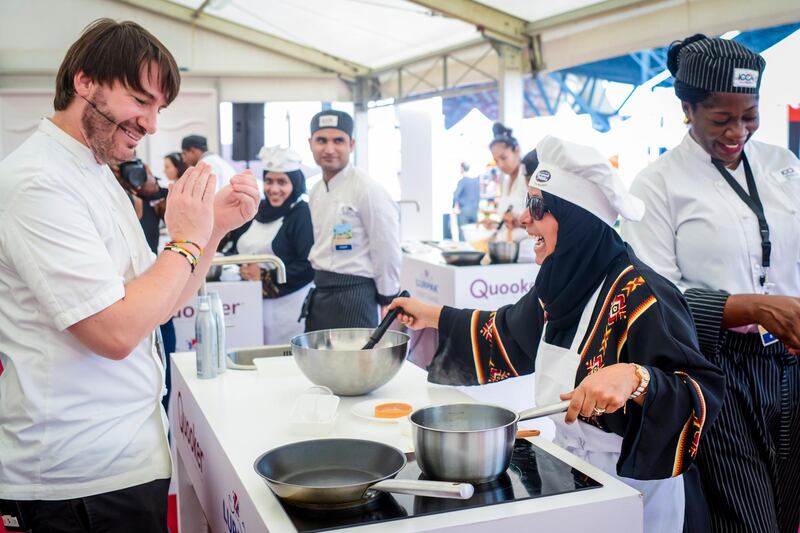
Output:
[350, 398, 415, 424]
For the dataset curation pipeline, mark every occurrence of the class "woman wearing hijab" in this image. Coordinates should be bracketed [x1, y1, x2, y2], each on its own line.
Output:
[620, 35, 800, 533]
[390, 136, 724, 533]
[232, 146, 314, 344]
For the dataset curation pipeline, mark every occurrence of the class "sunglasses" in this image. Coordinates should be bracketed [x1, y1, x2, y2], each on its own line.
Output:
[525, 194, 549, 221]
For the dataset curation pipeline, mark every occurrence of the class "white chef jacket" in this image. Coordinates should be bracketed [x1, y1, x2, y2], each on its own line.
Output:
[496, 169, 530, 241]
[201, 152, 236, 192]
[0, 119, 170, 500]
[620, 133, 800, 297]
[308, 163, 401, 298]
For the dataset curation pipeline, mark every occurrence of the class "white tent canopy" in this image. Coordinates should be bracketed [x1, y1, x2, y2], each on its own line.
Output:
[1, 0, 798, 166]
[3, 0, 800, 101]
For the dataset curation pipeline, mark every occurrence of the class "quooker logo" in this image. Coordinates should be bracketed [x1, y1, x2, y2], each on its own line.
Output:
[173, 300, 244, 319]
[177, 391, 205, 473]
[223, 491, 246, 533]
[415, 269, 439, 293]
[535, 170, 551, 184]
[470, 278, 533, 300]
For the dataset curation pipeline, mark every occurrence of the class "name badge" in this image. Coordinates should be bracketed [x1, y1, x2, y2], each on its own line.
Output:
[333, 223, 353, 251]
[758, 324, 780, 347]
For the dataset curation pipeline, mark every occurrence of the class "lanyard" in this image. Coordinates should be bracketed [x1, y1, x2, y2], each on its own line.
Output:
[712, 153, 771, 287]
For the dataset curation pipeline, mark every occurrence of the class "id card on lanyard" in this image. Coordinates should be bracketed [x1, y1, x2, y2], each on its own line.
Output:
[333, 224, 353, 251]
[713, 154, 779, 347]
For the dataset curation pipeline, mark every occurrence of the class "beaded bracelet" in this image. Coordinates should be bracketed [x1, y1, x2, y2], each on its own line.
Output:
[168, 239, 204, 257]
[164, 244, 198, 273]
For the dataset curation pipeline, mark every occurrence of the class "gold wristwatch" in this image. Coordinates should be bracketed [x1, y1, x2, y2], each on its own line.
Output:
[629, 364, 650, 400]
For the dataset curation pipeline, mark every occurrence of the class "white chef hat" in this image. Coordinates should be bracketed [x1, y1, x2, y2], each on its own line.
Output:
[258, 145, 303, 173]
[529, 135, 645, 225]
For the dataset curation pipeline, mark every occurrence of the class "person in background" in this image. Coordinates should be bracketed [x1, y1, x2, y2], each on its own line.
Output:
[303, 109, 401, 331]
[227, 146, 314, 344]
[0, 19, 259, 531]
[112, 160, 167, 252]
[163, 151, 187, 183]
[486, 122, 534, 258]
[389, 135, 724, 533]
[521, 148, 540, 183]
[181, 134, 236, 192]
[621, 34, 799, 533]
[452, 161, 480, 241]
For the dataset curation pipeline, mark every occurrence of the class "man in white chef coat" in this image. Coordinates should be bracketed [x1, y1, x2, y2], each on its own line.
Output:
[303, 110, 401, 330]
[0, 19, 259, 532]
[181, 134, 236, 192]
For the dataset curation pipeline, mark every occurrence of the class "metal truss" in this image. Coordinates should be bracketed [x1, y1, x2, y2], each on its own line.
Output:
[369, 42, 500, 106]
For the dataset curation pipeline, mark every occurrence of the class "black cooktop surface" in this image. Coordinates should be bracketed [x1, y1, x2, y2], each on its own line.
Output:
[279, 439, 602, 532]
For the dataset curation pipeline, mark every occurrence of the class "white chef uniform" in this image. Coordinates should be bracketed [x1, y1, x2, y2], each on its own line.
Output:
[620, 132, 800, 297]
[307, 163, 401, 299]
[0, 119, 170, 500]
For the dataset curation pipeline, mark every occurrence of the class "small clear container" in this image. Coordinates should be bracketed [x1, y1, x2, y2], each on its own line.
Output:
[290, 386, 340, 436]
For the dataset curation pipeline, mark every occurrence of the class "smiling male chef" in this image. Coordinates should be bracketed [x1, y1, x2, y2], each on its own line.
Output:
[0, 19, 259, 531]
[303, 110, 401, 330]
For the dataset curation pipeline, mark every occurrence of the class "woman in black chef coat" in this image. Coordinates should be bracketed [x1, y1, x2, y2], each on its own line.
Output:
[228, 145, 314, 343]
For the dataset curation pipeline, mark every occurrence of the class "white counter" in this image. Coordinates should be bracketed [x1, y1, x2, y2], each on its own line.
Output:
[170, 352, 642, 533]
[401, 251, 539, 309]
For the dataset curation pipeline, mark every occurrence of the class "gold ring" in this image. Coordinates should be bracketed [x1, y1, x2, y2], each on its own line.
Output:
[592, 407, 606, 416]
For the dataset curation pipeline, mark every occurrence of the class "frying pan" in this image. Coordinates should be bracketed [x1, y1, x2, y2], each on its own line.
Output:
[441, 250, 485, 266]
[254, 438, 474, 507]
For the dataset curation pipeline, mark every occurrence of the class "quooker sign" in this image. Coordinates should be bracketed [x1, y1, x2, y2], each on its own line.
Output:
[470, 278, 533, 299]
[177, 391, 205, 473]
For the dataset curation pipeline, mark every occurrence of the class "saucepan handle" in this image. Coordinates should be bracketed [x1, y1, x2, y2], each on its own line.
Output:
[517, 400, 571, 422]
[370, 479, 474, 500]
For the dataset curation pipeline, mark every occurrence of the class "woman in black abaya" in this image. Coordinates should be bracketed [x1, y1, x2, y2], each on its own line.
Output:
[389, 136, 725, 533]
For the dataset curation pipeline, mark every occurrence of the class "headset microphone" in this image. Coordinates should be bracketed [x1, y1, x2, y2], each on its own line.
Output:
[80, 94, 123, 128]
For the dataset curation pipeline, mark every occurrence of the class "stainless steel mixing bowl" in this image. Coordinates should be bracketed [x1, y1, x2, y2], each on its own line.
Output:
[290, 329, 409, 396]
[488, 241, 519, 264]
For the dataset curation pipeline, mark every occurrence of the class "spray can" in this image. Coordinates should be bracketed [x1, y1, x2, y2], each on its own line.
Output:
[195, 296, 217, 379]
[208, 291, 227, 374]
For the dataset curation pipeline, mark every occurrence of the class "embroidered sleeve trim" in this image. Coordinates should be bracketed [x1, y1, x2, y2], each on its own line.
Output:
[674, 371, 707, 456]
[580, 265, 635, 357]
[616, 294, 658, 358]
[672, 418, 691, 477]
[670, 371, 707, 476]
[492, 313, 519, 378]
[470, 310, 486, 384]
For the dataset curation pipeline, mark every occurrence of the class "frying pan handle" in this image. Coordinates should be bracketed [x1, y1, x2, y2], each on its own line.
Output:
[517, 400, 571, 422]
[362, 290, 410, 350]
[370, 479, 474, 500]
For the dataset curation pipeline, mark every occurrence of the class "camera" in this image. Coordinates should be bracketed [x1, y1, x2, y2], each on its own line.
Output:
[119, 158, 147, 189]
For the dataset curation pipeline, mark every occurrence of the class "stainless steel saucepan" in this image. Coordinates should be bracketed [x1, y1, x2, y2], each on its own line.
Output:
[254, 438, 474, 508]
[409, 401, 570, 483]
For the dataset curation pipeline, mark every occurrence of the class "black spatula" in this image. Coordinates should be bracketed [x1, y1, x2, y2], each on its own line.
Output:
[362, 290, 410, 350]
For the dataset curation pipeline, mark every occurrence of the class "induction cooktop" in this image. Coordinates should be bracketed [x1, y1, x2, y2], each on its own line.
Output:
[279, 439, 602, 532]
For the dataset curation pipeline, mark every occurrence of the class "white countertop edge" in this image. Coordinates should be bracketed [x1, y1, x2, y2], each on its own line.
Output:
[171, 353, 642, 533]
